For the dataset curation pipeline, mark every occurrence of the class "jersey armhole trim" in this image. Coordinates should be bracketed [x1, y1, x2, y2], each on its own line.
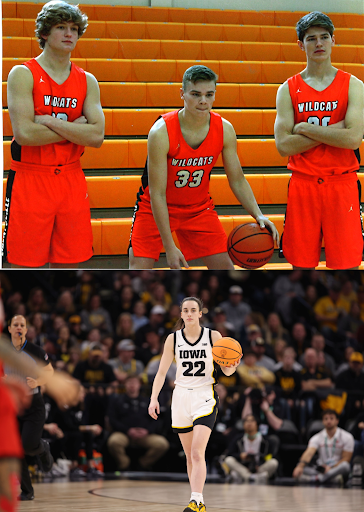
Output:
[173, 332, 177, 355]
[209, 329, 213, 348]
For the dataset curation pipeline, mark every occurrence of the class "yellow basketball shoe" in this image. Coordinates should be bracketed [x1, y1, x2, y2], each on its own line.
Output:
[183, 500, 199, 512]
[199, 503, 206, 512]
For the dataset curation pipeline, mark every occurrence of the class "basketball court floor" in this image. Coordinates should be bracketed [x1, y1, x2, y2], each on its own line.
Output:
[18, 479, 364, 512]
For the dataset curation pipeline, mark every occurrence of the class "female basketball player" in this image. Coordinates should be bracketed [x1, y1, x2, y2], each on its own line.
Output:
[148, 297, 241, 512]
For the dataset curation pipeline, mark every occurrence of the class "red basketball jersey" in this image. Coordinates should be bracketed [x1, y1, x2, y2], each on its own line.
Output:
[11, 58, 87, 166]
[287, 70, 360, 176]
[139, 110, 224, 211]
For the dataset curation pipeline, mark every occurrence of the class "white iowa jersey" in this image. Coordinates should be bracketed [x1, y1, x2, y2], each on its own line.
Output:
[174, 327, 217, 388]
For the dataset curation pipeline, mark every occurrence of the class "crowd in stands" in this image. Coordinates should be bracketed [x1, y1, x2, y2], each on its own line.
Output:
[1, 269, 364, 485]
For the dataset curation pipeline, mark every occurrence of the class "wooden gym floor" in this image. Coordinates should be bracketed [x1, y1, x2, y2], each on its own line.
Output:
[18, 479, 364, 512]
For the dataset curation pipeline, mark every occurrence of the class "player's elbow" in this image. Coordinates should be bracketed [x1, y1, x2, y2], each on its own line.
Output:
[89, 133, 104, 148]
[275, 142, 289, 157]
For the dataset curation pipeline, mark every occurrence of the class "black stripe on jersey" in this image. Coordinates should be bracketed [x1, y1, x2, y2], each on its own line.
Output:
[127, 184, 145, 256]
[173, 332, 177, 355]
[2, 170, 16, 263]
[357, 179, 364, 254]
[182, 326, 204, 346]
[209, 329, 213, 348]
[354, 148, 361, 165]
[11, 140, 22, 162]
[279, 176, 291, 259]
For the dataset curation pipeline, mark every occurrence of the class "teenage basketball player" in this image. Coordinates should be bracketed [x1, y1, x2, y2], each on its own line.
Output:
[148, 297, 241, 512]
[0, 308, 79, 510]
[2, 1, 105, 268]
[129, 65, 279, 269]
[274, 11, 364, 269]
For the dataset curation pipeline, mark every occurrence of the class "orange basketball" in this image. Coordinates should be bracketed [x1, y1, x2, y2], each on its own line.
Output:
[212, 337, 242, 366]
[227, 223, 274, 269]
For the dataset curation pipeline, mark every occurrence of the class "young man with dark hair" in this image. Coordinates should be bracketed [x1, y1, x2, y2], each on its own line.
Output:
[293, 409, 354, 485]
[129, 64, 279, 270]
[275, 11, 364, 270]
[3, 1, 105, 268]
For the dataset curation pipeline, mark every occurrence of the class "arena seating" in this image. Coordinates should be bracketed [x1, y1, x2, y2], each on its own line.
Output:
[2, 3, 364, 267]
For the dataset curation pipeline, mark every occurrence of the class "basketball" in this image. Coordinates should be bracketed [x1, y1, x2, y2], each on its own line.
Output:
[212, 337, 242, 366]
[227, 223, 274, 269]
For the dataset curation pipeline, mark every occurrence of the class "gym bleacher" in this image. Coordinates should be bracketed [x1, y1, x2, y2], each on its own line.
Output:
[2, 3, 364, 268]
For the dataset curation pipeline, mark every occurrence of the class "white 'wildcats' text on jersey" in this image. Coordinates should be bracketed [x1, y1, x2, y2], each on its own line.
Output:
[174, 327, 217, 388]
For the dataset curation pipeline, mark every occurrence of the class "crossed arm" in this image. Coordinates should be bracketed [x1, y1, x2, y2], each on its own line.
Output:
[274, 76, 364, 157]
[8, 65, 105, 148]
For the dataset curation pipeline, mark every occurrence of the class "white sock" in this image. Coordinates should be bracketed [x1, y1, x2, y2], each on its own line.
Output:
[191, 492, 204, 504]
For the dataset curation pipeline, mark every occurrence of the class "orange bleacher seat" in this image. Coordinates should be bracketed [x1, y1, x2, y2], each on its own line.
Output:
[333, 45, 360, 64]
[91, 220, 102, 256]
[239, 84, 278, 108]
[219, 61, 262, 84]
[131, 59, 176, 83]
[2, 19, 24, 37]
[100, 218, 132, 255]
[343, 14, 364, 29]
[131, 6, 169, 23]
[240, 11, 275, 26]
[3, 110, 12, 137]
[342, 64, 364, 81]
[106, 21, 145, 40]
[87, 176, 141, 209]
[15, 2, 40, 19]
[112, 109, 161, 136]
[204, 10, 243, 26]
[160, 41, 202, 60]
[184, 24, 224, 42]
[335, 29, 364, 46]
[3, 58, 27, 80]
[93, 5, 131, 22]
[83, 21, 107, 39]
[273, 11, 304, 27]
[86, 59, 132, 82]
[237, 140, 287, 167]
[103, 109, 113, 135]
[262, 110, 277, 135]
[280, 44, 306, 63]
[119, 39, 161, 60]
[201, 41, 242, 61]
[2, 3, 17, 18]
[261, 61, 305, 84]
[217, 109, 263, 136]
[146, 83, 182, 108]
[241, 42, 281, 62]
[128, 140, 148, 169]
[3, 37, 32, 58]
[260, 26, 296, 44]
[223, 25, 261, 42]
[100, 82, 147, 108]
[145, 22, 185, 41]
[23, 19, 36, 38]
[75, 39, 119, 59]
[80, 140, 129, 170]
[167, 8, 205, 24]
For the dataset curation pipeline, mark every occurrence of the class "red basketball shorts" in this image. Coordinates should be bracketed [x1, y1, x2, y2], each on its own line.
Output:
[282, 172, 363, 269]
[3, 160, 93, 267]
[130, 200, 228, 261]
[0, 385, 23, 459]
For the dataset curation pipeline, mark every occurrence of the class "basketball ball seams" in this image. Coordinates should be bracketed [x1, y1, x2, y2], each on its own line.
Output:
[227, 222, 274, 269]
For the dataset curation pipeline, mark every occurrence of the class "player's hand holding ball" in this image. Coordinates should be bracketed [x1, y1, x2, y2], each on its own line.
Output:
[212, 337, 243, 367]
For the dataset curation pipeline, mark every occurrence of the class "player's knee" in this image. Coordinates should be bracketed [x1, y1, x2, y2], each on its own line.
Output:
[191, 448, 205, 464]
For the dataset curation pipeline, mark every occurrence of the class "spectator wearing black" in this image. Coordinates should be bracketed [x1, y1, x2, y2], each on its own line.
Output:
[54, 386, 104, 478]
[224, 414, 279, 483]
[72, 343, 117, 386]
[208, 307, 236, 339]
[300, 348, 334, 433]
[275, 348, 302, 423]
[265, 312, 290, 346]
[335, 352, 364, 420]
[298, 333, 336, 377]
[107, 375, 169, 470]
[290, 322, 310, 358]
[134, 305, 168, 347]
[80, 294, 113, 335]
[251, 338, 276, 372]
[271, 271, 305, 327]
